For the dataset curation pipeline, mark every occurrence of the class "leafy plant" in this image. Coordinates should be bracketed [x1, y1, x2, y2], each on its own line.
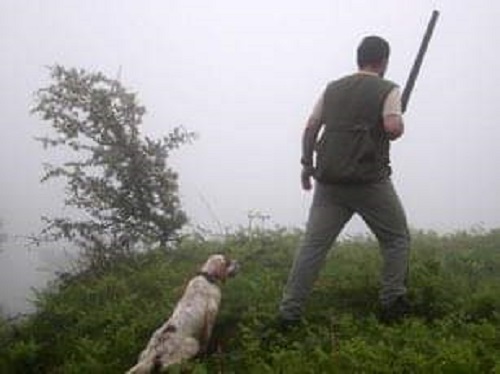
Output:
[31, 66, 195, 267]
[1, 229, 500, 373]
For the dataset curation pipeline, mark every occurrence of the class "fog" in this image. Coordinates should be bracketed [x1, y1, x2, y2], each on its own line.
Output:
[1, 0, 499, 315]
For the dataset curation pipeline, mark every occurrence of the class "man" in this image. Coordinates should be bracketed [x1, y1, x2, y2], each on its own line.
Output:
[279, 36, 411, 325]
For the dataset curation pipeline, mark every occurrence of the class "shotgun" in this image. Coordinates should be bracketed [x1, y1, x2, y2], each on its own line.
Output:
[401, 10, 440, 113]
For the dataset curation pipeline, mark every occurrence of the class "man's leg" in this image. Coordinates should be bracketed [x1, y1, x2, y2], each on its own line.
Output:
[279, 184, 353, 320]
[356, 179, 410, 307]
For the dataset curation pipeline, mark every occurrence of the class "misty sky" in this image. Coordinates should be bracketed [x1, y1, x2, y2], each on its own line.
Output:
[1, 0, 499, 314]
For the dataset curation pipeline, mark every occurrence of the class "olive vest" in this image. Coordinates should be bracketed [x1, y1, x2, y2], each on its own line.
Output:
[315, 73, 397, 184]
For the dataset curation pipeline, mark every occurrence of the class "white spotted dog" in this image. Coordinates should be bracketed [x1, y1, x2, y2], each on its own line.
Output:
[127, 254, 239, 374]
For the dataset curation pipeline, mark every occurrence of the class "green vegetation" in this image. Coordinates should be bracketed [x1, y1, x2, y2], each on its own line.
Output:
[32, 66, 194, 264]
[1, 228, 500, 373]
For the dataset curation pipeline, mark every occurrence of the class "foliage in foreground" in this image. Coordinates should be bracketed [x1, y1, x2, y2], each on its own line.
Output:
[1, 228, 500, 373]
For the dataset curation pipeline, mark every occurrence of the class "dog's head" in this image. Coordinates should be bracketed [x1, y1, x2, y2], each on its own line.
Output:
[200, 254, 239, 283]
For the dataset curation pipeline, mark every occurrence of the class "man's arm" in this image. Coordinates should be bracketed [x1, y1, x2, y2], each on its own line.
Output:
[300, 94, 324, 190]
[383, 87, 404, 140]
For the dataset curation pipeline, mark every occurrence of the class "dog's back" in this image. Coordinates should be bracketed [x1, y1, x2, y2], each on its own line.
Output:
[168, 275, 221, 338]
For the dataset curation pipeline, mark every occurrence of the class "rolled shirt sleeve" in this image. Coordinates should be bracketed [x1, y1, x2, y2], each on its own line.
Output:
[383, 87, 403, 117]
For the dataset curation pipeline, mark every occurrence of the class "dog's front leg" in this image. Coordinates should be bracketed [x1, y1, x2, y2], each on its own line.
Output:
[199, 307, 218, 354]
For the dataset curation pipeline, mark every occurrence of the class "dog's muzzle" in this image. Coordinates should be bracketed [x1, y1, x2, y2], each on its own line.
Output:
[226, 260, 240, 278]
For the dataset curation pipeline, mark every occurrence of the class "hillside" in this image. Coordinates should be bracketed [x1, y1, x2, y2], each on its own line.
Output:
[1, 229, 500, 373]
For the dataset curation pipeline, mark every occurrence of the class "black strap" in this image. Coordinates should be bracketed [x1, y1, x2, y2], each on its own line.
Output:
[197, 271, 218, 284]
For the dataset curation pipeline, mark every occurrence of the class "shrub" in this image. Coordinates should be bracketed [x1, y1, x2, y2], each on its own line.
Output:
[1, 228, 499, 372]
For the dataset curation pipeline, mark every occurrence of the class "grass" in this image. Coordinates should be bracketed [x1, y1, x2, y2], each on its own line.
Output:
[1, 228, 500, 373]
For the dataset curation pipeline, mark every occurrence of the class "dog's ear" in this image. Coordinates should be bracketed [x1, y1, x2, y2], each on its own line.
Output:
[219, 256, 240, 281]
[216, 256, 228, 283]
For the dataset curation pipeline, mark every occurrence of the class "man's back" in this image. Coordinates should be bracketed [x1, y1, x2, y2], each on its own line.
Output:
[315, 73, 396, 184]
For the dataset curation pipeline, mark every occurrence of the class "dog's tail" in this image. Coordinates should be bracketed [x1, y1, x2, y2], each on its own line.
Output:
[126, 360, 153, 374]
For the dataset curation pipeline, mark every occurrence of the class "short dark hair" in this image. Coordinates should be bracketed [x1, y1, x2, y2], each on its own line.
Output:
[357, 36, 390, 68]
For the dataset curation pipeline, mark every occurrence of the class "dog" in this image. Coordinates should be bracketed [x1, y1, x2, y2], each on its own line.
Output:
[127, 254, 239, 373]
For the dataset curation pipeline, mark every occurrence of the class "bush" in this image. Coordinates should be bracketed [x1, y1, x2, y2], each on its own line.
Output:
[1, 228, 499, 372]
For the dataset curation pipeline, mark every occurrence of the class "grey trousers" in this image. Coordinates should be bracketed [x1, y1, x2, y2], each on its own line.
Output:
[279, 178, 410, 320]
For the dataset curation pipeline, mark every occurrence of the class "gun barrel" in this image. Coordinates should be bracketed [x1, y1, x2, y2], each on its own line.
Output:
[401, 10, 440, 113]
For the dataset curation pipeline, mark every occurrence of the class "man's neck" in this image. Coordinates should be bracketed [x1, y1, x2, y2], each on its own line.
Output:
[358, 68, 382, 77]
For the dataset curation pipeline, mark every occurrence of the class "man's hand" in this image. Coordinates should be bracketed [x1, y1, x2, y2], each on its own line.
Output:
[383, 114, 404, 140]
[301, 166, 314, 191]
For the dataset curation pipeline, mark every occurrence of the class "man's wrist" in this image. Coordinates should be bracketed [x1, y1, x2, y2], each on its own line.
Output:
[301, 161, 315, 175]
[300, 157, 313, 167]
